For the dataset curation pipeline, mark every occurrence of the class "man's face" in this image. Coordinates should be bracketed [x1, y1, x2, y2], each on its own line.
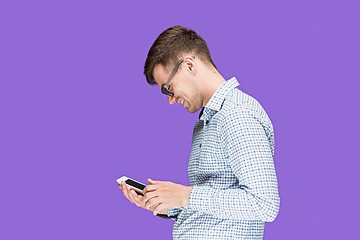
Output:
[153, 61, 202, 113]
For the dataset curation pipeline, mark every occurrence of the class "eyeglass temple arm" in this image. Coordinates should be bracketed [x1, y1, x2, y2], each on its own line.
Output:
[163, 56, 195, 87]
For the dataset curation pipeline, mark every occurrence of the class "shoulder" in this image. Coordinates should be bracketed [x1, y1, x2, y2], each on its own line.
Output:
[217, 89, 273, 132]
[218, 89, 264, 120]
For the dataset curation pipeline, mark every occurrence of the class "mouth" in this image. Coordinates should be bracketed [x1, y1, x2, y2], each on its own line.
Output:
[176, 98, 188, 108]
[183, 99, 188, 108]
[177, 98, 187, 108]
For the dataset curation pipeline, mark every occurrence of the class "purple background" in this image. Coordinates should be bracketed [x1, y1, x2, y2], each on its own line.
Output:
[0, 1, 359, 239]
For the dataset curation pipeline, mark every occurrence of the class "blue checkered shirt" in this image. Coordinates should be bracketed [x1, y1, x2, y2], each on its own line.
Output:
[167, 77, 280, 239]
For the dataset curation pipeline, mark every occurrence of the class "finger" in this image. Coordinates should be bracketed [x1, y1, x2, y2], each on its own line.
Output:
[143, 191, 159, 205]
[145, 196, 162, 211]
[147, 178, 157, 185]
[153, 203, 161, 215]
[153, 203, 166, 216]
[128, 189, 137, 204]
[129, 190, 145, 207]
[133, 188, 144, 196]
[150, 203, 161, 213]
[143, 185, 158, 195]
[128, 185, 141, 204]
[121, 181, 130, 200]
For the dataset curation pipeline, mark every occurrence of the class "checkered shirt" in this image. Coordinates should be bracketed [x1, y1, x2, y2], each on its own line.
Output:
[166, 77, 280, 239]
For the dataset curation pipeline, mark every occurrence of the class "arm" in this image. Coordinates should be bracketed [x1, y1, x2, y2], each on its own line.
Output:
[188, 107, 280, 222]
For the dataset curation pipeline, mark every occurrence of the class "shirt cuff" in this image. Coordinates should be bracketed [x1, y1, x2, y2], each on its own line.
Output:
[167, 208, 182, 217]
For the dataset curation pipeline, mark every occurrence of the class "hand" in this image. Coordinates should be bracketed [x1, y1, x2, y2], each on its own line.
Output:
[142, 178, 193, 216]
[118, 181, 149, 211]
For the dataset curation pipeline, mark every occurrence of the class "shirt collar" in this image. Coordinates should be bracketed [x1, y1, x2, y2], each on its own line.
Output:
[199, 77, 240, 120]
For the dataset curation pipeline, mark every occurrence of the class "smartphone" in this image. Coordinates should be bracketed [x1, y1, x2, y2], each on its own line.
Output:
[116, 176, 172, 219]
[116, 176, 146, 196]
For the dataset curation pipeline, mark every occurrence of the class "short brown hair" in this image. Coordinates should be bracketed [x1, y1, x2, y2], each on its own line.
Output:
[144, 25, 216, 85]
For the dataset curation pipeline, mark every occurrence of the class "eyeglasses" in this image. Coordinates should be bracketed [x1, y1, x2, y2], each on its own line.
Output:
[161, 56, 195, 97]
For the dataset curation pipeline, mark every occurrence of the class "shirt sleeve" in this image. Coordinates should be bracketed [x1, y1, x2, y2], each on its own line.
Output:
[165, 208, 182, 221]
[188, 106, 280, 222]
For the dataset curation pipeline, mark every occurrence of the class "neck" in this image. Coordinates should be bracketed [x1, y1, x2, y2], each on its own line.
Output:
[201, 68, 226, 107]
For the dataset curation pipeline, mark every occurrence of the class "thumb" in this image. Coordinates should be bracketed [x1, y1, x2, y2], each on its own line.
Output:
[147, 178, 156, 184]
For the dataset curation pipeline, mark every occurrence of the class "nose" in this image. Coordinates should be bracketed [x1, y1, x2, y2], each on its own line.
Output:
[167, 95, 176, 104]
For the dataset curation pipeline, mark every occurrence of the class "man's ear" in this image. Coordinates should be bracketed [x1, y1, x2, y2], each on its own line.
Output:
[183, 56, 195, 72]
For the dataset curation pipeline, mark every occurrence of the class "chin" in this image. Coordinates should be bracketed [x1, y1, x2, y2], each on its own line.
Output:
[188, 106, 199, 113]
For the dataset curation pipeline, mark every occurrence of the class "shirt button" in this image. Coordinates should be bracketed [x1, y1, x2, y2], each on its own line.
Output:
[205, 120, 209, 124]
[199, 144, 202, 148]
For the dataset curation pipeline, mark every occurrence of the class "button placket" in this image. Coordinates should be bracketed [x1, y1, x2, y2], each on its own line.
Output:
[200, 120, 205, 148]
[201, 109, 212, 148]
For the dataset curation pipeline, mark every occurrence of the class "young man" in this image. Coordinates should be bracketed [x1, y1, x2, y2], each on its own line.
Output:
[119, 25, 280, 239]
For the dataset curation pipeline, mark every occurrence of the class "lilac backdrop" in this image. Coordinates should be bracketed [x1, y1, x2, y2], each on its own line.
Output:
[0, 1, 359, 239]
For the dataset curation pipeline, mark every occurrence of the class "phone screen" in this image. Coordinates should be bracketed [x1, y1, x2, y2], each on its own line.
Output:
[125, 179, 146, 191]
